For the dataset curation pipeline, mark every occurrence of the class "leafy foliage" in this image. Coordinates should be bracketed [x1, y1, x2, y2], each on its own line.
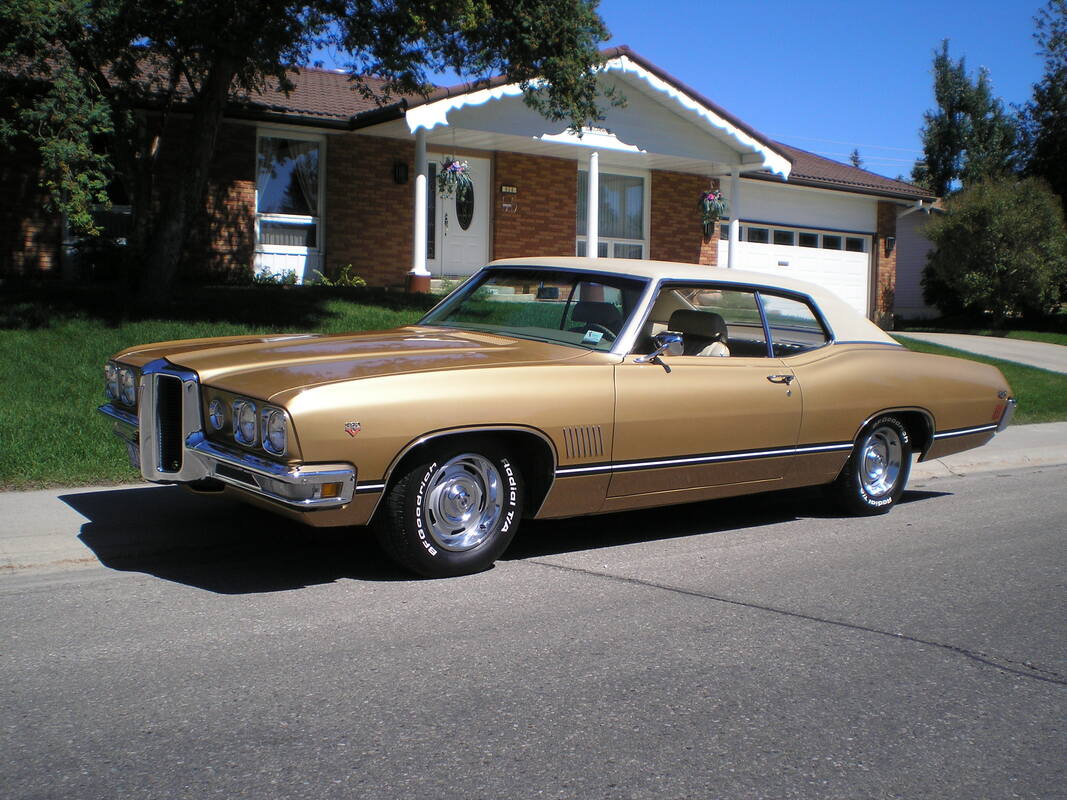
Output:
[1022, 1, 1067, 206]
[0, 0, 611, 303]
[911, 40, 1019, 196]
[922, 177, 1067, 322]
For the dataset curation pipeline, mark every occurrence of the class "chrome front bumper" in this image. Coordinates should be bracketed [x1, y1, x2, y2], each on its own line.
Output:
[98, 359, 355, 509]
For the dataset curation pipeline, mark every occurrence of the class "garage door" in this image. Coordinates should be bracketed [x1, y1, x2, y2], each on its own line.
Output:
[718, 225, 871, 317]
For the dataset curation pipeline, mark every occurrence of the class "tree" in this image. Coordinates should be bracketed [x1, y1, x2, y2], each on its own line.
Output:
[911, 40, 1019, 197]
[0, 0, 611, 303]
[849, 148, 863, 168]
[922, 177, 1067, 323]
[1023, 0, 1067, 205]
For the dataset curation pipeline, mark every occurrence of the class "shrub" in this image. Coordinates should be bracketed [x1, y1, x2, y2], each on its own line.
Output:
[923, 177, 1067, 323]
[310, 264, 368, 288]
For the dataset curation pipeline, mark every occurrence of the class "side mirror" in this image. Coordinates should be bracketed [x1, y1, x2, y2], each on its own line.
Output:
[654, 331, 684, 357]
[635, 331, 683, 371]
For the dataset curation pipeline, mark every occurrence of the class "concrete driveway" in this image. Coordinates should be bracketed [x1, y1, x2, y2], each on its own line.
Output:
[895, 332, 1067, 374]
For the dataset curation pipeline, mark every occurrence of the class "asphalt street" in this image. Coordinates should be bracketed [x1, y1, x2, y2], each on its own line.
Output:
[2, 465, 1065, 799]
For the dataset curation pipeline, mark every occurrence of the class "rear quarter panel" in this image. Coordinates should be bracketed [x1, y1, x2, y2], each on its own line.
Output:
[789, 343, 1010, 464]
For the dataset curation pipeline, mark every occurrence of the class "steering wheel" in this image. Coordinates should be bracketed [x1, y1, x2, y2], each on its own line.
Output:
[584, 322, 617, 342]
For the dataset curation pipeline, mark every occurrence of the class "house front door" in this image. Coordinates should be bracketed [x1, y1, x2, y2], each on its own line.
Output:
[434, 156, 491, 276]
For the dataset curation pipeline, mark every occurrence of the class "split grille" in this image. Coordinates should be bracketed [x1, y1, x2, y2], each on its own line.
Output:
[155, 374, 184, 473]
[562, 425, 605, 460]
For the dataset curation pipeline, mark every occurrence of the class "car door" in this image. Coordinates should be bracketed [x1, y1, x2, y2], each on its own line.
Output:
[608, 285, 802, 498]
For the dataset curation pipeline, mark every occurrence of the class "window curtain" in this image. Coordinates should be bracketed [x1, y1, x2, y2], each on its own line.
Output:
[257, 137, 319, 216]
[577, 172, 644, 240]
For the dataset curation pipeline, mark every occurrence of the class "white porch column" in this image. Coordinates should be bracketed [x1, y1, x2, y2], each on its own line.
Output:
[409, 127, 431, 292]
[587, 151, 599, 258]
[727, 168, 740, 269]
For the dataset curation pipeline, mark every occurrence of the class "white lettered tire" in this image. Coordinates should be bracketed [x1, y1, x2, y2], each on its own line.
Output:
[830, 415, 912, 516]
[375, 441, 523, 578]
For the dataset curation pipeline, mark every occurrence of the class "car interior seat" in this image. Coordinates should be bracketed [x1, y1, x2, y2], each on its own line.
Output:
[667, 309, 730, 357]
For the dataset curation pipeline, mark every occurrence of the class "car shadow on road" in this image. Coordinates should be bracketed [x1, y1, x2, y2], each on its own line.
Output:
[503, 485, 949, 560]
[62, 484, 949, 592]
[63, 486, 413, 593]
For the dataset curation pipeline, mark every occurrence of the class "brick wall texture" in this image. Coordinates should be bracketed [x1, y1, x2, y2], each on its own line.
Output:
[179, 121, 256, 282]
[492, 152, 577, 261]
[874, 200, 898, 327]
[325, 134, 415, 286]
[0, 140, 62, 276]
[650, 171, 718, 266]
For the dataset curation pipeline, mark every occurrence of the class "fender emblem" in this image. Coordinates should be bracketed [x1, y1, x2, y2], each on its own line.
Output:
[345, 421, 362, 437]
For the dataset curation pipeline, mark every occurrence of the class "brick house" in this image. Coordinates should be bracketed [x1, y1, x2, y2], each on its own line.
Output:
[1, 46, 935, 325]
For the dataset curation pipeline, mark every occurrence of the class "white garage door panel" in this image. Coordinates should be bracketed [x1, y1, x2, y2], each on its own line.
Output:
[718, 240, 870, 317]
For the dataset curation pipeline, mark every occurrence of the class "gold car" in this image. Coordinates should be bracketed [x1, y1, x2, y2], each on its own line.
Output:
[99, 257, 1015, 577]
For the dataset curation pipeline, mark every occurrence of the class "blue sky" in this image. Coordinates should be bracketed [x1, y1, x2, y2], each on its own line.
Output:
[311, 0, 1044, 180]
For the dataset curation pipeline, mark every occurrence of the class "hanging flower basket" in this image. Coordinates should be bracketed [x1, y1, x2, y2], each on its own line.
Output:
[437, 156, 473, 198]
[698, 189, 729, 236]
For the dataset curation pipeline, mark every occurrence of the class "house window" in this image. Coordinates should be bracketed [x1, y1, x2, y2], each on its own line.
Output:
[257, 135, 321, 249]
[821, 234, 842, 250]
[845, 236, 866, 252]
[577, 170, 647, 258]
[746, 227, 770, 244]
[798, 232, 819, 248]
[773, 230, 795, 246]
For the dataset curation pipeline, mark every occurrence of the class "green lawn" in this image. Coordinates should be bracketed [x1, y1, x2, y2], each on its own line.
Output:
[895, 337, 1067, 425]
[0, 285, 435, 490]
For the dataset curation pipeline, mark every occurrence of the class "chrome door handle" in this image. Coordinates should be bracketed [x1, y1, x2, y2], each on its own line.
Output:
[767, 374, 794, 385]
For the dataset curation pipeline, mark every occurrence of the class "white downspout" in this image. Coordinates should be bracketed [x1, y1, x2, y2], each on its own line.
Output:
[587, 151, 599, 258]
[409, 127, 431, 291]
[727, 168, 740, 268]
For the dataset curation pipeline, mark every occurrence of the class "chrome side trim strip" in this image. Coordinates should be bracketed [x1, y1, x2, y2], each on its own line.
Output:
[354, 483, 386, 494]
[553, 441, 853, 478]
[933, 423, 998, 440]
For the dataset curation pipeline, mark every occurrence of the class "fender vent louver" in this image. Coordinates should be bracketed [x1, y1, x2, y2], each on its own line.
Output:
[562, 425, 605, 459]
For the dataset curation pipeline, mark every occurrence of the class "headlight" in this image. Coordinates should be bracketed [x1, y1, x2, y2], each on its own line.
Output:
[233, 399, 257, 445]
[118, 367, 137, 406]
[208, 398, 226, 431]
[262, 407, 288, 456]
[104, 363, 119, 401]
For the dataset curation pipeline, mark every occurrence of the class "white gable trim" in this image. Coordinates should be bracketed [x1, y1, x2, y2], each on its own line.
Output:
[403, 55, 790, 179]
[601, 56, 790, 179]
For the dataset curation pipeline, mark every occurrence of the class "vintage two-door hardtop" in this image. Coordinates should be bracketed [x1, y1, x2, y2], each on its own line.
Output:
[99, 257, 1016, 577]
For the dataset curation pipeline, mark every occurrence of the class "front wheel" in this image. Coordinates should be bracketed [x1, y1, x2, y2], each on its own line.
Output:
[374, 441, 523, 578]
[829, 416, 912, 515]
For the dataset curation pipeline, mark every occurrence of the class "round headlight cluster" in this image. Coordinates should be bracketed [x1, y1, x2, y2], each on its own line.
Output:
[233, 400, 257, 445]
[104, 363, 119, 401]
[105, 362, 137, 407]
[262, 408, 288, 455]
[208, 398, 226, 431]
[118, 367, 137, 406]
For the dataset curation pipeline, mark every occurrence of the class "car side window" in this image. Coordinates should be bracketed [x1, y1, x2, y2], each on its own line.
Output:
[760, 294, 830, 356]
[636, 285, 770, 357]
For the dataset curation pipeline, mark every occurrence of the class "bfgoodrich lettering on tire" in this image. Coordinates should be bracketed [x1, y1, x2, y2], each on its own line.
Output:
[374, 440, 523, 578]
[830, 415, 912, 516]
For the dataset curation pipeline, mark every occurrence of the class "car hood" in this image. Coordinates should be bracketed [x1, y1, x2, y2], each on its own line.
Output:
[116, 327, 589, 400]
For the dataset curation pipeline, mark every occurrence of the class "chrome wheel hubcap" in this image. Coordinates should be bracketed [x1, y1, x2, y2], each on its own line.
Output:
[860, 426, 902, 498]
[423, 454, 502, 551]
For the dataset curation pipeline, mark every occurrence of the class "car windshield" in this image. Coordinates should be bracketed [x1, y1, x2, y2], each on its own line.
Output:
[419, 267, 648, 351]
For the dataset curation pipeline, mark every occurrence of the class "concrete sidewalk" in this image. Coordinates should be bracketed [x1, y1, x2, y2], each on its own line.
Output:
[895, 332, 1067, 374]
[2, 422, 1065, 576]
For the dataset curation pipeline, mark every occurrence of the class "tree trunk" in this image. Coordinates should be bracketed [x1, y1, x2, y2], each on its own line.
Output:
[136, 57, 237, 306]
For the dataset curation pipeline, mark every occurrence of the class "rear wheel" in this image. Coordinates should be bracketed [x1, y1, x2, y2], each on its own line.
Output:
[830, 416, 912, 515]
[374, 441, 523, 578]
